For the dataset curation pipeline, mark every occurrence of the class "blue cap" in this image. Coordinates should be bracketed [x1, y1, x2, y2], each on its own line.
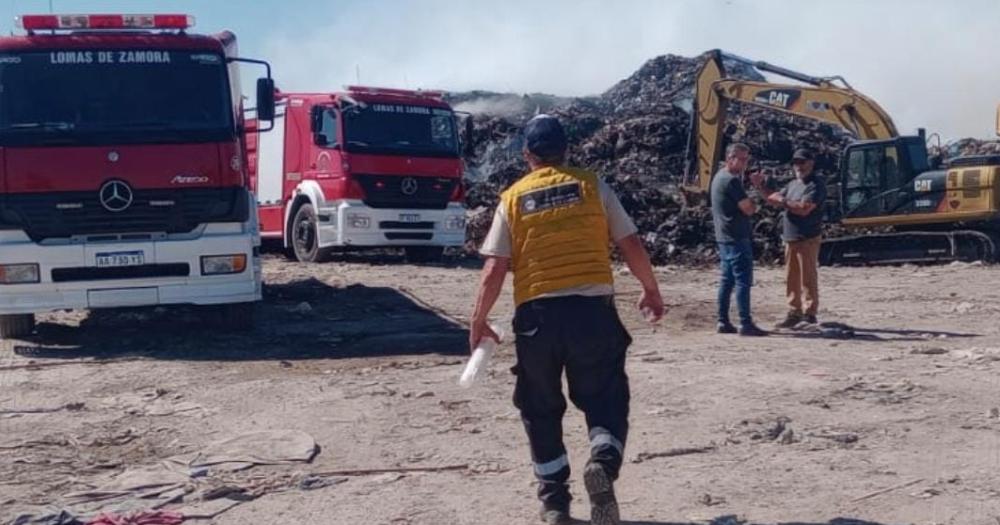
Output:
[523, 114, 567, 158]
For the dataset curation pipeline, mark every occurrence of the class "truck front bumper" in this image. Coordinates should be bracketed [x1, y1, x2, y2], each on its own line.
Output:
[0, 224, 261, 315]
[316, 201, 467, 248]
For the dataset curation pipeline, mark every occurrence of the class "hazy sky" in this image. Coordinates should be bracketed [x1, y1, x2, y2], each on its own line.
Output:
[3, 0, 996, 140]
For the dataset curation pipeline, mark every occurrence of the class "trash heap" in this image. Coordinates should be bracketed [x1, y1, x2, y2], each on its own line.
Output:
[453, 51, 854, 265]
[929, 138, 1000, 159]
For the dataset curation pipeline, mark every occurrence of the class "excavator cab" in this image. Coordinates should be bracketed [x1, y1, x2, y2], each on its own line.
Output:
[837, 135, 930, 221]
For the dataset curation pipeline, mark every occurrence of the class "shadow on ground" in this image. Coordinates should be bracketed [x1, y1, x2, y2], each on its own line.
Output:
[772, 322, 980, 342]
[620, 517, 897, 525]
[11, 278, 467, 361]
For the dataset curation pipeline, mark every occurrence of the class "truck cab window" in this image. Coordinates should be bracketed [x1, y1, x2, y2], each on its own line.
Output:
[316, 108, 338, 147]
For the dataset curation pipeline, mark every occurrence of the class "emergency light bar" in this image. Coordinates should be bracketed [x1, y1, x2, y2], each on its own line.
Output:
[17, 14, 194, 31]
[346, 85, 446, 100]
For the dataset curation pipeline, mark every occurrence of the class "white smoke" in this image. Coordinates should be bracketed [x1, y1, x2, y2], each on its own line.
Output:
[260, 0, 998, 141]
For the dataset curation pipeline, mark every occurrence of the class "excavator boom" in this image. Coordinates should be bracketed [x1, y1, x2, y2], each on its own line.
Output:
[684, 50, 899, 192]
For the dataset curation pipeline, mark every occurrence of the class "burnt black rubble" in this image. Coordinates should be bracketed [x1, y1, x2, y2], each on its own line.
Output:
[452, 51, 854, 265]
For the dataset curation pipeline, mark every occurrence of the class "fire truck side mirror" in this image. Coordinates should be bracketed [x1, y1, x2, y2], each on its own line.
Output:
[256, 78, 276, 122]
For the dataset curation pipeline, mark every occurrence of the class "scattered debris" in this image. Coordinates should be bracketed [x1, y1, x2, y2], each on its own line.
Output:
[727, 416, 792, 444]
[632, 445, 716, 463]
[698, 493, 727, 507]
[0, 402, 85, 416]
[910, 487, 943, 499]
[834, 378, 921, 405]
[808, 431, 860, 445]
[307, 464, 470, 478]
[84, 510, 183, 525]
[296, 475, 348, 491]
[850, 478, 925, 503]
[910, 347, 948, 355]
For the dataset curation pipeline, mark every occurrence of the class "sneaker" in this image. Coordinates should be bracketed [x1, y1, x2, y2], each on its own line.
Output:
[803, 314, 818, 325]
[717, 322, 738, 334]
[539, 507, 573, 525]
[775, 312, 803, 329]
[583, 462, 620, 525]
[739, 323, 769, 337]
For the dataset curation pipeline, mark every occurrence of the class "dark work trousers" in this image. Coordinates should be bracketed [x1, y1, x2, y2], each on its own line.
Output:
[511, 294, 632, 511]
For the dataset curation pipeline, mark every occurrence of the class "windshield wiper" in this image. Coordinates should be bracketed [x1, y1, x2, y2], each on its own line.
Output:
[345, 140, 370, 147]
[8, 121, 75, 131]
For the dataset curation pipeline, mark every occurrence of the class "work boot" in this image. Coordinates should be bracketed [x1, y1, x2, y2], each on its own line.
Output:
[775, 312, 802, 329]
[803, 314, 818, 325]
[738, 323, 769, 337]
[584, 462, 620, 525]
[717, 322, 737, 334]
[539, 507, 572, 525]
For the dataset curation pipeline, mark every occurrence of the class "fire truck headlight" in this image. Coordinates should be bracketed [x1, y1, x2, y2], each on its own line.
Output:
[444, 216, 466, 230]
[0, 263, 40, 284]
[201, 255, 247, 275]
[347, 214, 371, 229]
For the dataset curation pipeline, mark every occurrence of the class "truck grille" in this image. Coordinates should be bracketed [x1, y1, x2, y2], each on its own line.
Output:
[0, 187, 250, 242]
[355, 174, 457, 210]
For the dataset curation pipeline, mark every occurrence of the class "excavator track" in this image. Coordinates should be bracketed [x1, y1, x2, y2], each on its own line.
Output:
[819, 230, 998, 266]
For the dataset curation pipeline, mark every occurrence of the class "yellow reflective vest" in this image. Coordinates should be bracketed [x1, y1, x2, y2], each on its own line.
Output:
[500, 165, 613, 306]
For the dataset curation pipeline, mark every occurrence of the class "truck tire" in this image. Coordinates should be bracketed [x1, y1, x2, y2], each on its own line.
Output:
[208, 302, 255, 331]
[405, 246, 445, 264]
[0, 314, 35, 339]
[291, 204, 331, 263]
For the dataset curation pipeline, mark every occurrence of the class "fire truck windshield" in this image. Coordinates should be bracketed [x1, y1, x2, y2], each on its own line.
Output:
[343, 103, 458, 158]
[0, 50, 232, 146]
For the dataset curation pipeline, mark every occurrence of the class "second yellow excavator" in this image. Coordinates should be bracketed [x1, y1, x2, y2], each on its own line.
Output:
[684, 50, 1000, 264]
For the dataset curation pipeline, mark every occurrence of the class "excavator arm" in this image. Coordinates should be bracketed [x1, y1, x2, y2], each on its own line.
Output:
[684, 50, 899, 192]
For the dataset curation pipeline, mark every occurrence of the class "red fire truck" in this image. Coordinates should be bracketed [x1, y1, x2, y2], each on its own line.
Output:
[0, 13, 277, 337]
[247, 87, 468, 263]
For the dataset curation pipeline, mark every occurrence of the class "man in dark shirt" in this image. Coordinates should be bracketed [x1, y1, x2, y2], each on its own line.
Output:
[765, 148, 827, 327]
[710, 143, 768, 337]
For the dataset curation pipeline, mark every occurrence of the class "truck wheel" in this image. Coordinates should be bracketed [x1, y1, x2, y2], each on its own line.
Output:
[208, 302, 255, 331]
[291, 204, 331, 263]
[0, 314, 35, 339]
[405, 246, 445, 264]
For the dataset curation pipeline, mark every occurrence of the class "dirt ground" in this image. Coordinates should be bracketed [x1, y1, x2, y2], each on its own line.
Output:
[2, 254, 1000, 525]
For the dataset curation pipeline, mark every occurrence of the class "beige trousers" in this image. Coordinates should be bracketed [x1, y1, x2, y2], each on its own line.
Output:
[785, 236, 821, 316]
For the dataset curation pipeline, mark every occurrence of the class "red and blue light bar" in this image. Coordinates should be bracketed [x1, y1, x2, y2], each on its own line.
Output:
[17, 14, 194, 31]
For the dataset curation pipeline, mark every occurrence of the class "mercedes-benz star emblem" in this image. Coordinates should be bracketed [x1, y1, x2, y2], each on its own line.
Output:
[99, 180, 134, 212]
[108, 151, 120, 163]
[400, 177, 419, 196]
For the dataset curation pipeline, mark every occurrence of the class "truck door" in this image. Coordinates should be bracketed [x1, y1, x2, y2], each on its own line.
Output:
[305, 105, 343, 187]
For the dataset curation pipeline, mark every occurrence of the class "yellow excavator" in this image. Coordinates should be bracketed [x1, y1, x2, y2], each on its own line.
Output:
[684, 49, 1000, 264]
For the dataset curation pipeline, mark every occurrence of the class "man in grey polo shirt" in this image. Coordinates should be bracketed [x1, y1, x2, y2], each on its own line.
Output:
[765, 148, 827, 327]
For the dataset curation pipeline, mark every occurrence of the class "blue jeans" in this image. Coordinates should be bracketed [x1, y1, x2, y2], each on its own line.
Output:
[717, 240, 754, 327]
